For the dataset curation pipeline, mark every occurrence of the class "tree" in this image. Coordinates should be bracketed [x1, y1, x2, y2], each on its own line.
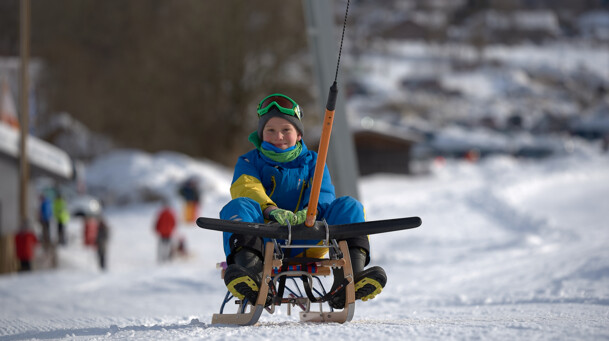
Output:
[26, 0, 311, 165]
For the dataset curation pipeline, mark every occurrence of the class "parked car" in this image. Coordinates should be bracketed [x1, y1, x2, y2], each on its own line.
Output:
[68, 194, 102, 217]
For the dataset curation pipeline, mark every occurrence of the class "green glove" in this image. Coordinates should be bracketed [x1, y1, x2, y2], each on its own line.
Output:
[294, 209, 308, 225]
[269, 209, 296, 226]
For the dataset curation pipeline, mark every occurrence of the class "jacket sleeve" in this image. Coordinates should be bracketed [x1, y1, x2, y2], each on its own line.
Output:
[230, 154, 276, 211]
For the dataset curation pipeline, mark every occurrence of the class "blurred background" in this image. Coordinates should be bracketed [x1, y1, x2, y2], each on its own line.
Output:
[1, 0, 608, 272]
[0, 0, 609, 166]
[1, 0, 313, 166]
[0, 0, 605, 166]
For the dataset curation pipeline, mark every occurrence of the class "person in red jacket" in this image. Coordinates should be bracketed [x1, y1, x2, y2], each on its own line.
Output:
[83, 216, 100, 247]
[154, 200, 177, 263]
[15, 223, 38, 271]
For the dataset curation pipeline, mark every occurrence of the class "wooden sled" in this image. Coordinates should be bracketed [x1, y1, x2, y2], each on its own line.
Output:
[212, 236, 356, 325]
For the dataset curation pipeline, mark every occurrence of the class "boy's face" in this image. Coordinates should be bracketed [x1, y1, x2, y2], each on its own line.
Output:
[262, 117, 302, 150]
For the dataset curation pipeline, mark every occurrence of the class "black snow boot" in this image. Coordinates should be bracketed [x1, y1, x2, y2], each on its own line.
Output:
[328, 247, 387, 309]
[223, 248, 265, 304]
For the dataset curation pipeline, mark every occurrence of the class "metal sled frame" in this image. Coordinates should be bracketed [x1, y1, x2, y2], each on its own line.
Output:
[212, 222, 356, 325]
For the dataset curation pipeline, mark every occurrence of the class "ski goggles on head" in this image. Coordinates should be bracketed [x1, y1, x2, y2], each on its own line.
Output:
[257, 94, 302, 120]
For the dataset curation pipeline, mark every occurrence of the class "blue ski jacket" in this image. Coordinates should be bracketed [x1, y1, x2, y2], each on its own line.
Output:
[229, 142, 335, 215]
[222, 141, 368, 260]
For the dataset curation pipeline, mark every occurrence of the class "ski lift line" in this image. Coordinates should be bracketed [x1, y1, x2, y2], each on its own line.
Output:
[334, 0, 350, 84]
[305, 0, 350, 227]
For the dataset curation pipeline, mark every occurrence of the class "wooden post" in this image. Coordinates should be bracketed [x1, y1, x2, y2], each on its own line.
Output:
[19, 0, 31, 226]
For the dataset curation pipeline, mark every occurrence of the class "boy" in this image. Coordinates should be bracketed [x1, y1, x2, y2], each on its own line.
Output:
[220, 93, 386, 308]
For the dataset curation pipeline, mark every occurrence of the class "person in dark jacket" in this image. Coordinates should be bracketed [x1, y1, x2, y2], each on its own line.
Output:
[220, 93, 386, 308]
[96, 217, 110, 270]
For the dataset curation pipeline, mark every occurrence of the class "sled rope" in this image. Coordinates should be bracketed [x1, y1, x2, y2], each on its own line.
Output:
[305, 0, 351, 227]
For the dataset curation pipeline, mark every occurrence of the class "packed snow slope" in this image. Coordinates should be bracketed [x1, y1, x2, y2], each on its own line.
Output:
[1, 146, 609, 340]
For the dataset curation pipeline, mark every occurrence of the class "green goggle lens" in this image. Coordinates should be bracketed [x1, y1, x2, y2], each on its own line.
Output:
[257, 94, 302, 120]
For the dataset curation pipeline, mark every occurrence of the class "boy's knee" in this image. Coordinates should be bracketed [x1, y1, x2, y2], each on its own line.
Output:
[222, 197, 259, 211]
[220, 197, 262, 221]
[334, 196, 363, 211]
[324, 196, 365, 224]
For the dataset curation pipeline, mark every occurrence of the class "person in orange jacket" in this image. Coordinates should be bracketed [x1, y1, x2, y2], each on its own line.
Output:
[178, 177, 201, 223]
[15, 223, 38, 271]
[154, 200, 177, 262]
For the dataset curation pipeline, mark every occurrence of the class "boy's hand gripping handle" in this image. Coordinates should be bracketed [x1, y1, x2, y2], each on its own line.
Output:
[305, 82, 338, 227]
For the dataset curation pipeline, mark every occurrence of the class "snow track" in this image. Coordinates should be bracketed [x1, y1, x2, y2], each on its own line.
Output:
[1, 152, 608, 340]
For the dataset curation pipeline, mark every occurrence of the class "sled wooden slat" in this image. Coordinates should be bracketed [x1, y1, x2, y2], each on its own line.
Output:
[299, 240, 355, 323]
[211, 241, 275, 326]
[211, 305, 263, 326]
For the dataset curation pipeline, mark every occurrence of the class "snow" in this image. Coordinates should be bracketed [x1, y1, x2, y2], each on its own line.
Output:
[1, 145, 608, 340]
[2, 7, 609, 338]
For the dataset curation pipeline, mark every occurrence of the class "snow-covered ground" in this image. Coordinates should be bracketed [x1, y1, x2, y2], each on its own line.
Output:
[1, 143, 608, 340]
[2, 16, 609, 339]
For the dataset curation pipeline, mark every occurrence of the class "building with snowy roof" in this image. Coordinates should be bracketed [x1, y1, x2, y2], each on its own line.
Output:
[0, 122, 73, 273]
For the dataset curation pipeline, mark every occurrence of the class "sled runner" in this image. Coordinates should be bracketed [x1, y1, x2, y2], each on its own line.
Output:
[209, 226, 356, 325]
